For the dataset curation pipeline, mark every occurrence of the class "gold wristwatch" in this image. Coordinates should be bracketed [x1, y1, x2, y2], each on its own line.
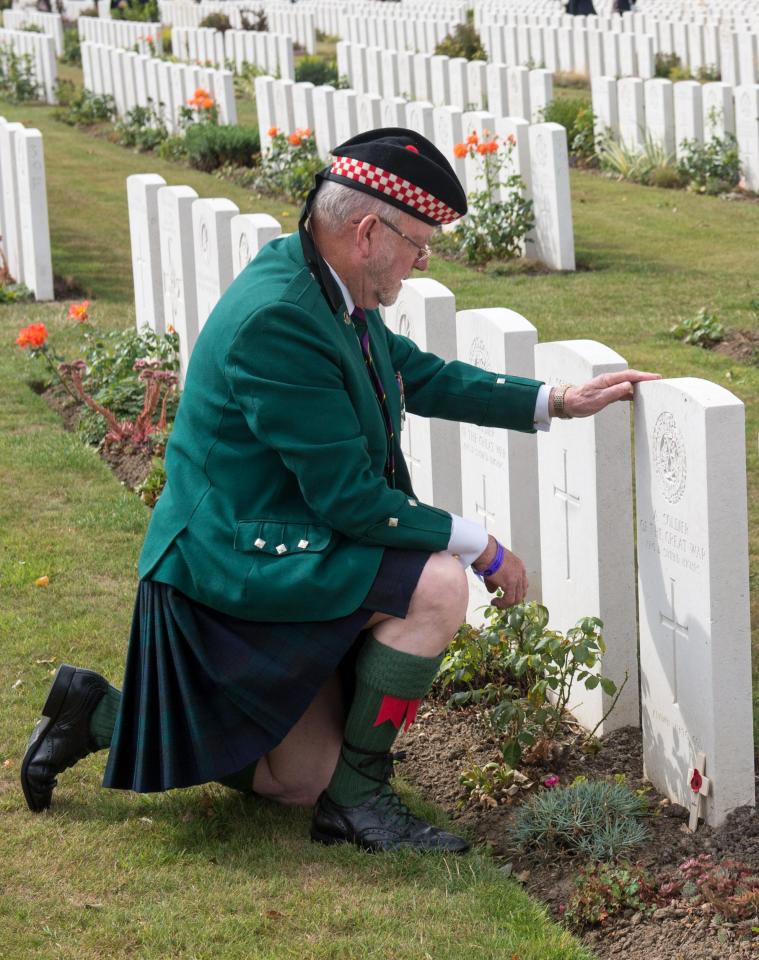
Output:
[551, 384, 573, 419]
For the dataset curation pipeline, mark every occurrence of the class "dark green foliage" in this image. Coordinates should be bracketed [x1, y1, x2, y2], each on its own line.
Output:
[0, 48, 41, 102]
[0, 282, 33, 304]
[564, 862, 659, 928]
[670, 306, 725, 347]
[295, 55, 339, 87]
[183, 123, 260, 172]
[62, 26, 81, 65]
[136, 456, 167, 507]
[254, 129, 322, 203]
[655, 52, 682, 78]
[677, 133, 741, 194]
[55, 81, 115, 126]
[511, 780, 649, 860]
[239, 7, 268, 32]
[112, 0, 159, 22]
[115, 102, 169, 152]
[198, 12, 232, 32]
[541, 97, 596, 160]
[435, 22, 487, 61]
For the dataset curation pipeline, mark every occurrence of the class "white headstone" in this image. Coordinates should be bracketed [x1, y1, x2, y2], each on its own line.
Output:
[192, 197, 238, 330]
[157, 184, 198, 385]
[702, 82, 735, 140]
[735, 85, 759, 192]
[486, 63, 509, 119]
[15, 129, 53, 301]
[529, 69, 553, 123]
[456, 308, 542, 626]
[127, 173, 166, 333]
[618, 76, 645, 150]
[334, 89, 358, 144]
[255, 75, 277, 152]
[231, 212, 281, 278]
[674, 80, 704, 158]
[433, 105, 465, 186]
[508, 65, 531, 120]
[644, 78, 676, 155]
[635, 378, 755, 826]
[0, 121, 24, 283]
[382, 279, 462, 516]
[536, 339, 639, 733]
[430, 54, 450, 107]
[592, 75, 619, 141]
[448, 57, 469, 111]
[528, 123, 575, 271]
[313, 84, 336, 161]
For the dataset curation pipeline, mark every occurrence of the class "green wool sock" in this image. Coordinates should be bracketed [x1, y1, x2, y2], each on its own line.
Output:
[326, 633, 442, 807]
[89, 685, 121, 750]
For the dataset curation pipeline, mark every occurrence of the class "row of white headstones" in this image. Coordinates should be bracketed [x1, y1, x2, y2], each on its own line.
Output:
[2, 9, 64, 57]
[81, 41, 237, 130]
[77, 14, 163, 57]
[171, 26, 295, 82]
[592, 75, 759, 191]
[0, 117, 53, 300]
[477, 11, 759, 87]
[127, 169, 755, 828]
[255, 74, 576, 273]
[0, 27, 57, 104]
[336, 41, 554, 124]
[157, 0, 317, 54]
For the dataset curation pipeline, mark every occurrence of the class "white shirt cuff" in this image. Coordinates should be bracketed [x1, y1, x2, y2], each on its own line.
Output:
[447, 514, 489, 568]
[534, 383, 552, 432]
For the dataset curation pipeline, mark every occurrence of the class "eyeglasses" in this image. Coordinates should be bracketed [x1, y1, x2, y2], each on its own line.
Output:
[352, 215, 431, 266]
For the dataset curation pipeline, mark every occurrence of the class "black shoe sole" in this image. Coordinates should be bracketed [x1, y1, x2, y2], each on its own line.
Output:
[20, 664, 77, 813]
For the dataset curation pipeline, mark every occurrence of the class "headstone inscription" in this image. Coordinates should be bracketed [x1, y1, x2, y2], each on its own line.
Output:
[127, 173, 166, 333]
[456, 309, 542, 627]
[635, 378, 755, 826]
[157, 184, 198, 385]
[535, 340, 639, 733]
[382, 278, 462, 516]
[230, 212, 281, 278]
[192, 197, 239, 330]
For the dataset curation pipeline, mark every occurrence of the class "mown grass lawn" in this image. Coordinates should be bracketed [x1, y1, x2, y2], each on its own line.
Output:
[1, 86, 758, 959]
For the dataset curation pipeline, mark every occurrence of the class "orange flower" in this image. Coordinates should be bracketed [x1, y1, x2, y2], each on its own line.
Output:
[486, 140, 498, 153]
[476, 142, 488, 155]
[299, 127, 312, 138]
[16, 322, 48, 349]
[166, 324, 176, 334]
[466, 132, 479, 146]
[507, 133, 517, 147]
[145, 34, 153, 43]
[193, 87, 210, 100]
[453, 143, 468, 158]
[67, 299, 90, 323]
[288, 132, 302, 146]
[267, 126, 278, 137]
[35, 575, 50, 587]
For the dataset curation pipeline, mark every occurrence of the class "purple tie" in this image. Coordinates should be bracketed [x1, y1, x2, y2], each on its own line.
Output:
[352, 307, 396, 486]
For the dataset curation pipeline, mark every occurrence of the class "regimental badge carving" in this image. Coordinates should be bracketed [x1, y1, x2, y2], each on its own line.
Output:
[468, 336, 490, 370]
[200, 222, 209, 255]
[397, 305, 411, 340]
[238, 233, 250, 266]
[653, 411, 687, 504]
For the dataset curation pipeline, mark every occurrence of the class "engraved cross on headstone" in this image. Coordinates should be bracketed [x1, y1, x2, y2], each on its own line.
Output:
[403, 417, 422, 481]
[659, 578, 689, 704]
[553, 449, 580, 579]
[475, 474, 496, 530]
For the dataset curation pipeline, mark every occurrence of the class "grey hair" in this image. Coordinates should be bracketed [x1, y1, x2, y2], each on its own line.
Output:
[310, 179, 404, 232]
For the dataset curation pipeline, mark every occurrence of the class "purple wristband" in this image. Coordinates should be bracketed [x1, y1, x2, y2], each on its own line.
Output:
[473, 541, 506, 580]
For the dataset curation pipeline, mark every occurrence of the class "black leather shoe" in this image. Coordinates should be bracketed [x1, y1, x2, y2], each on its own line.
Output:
[311, 788, 471, 853]
[20, 664, 108, 813]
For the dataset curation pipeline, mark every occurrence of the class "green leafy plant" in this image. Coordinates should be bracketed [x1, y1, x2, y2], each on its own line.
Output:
[0, 282, 34, 304]
[62, 26, 82, 66]
[295, 55, 339, 86]
[459, 761, 531, 808]
[183, 122, 259, 172]
[598, 134, 682, 187]
[670, 306, 725, 347]
[449, 131, 534, 266]
[435, 21, 487, 61]
[112, 0, 159, 22]
[511, 780, 649, 860]
[655, 52, 684, 80]
[198, 12, 232, 32]
[21, 23, 44, 34]
[55, 82, 115, 126]
[115, 101, 169, 152]
[239, 7, 268, 32]
[234, 61, 265, 99]
[136, 456, 167, 507]
[677, 133, 741, 194]
[435, 601, 619, 768]
[658, 855, 759, 936]
[563, 862, 658, 928]
[541, 96, 596, 162]
[0, 47, 41, 102]
[255, 127, 323, 204]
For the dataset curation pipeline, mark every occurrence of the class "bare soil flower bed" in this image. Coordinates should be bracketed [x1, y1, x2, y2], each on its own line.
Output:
[400, 703, 759, 960]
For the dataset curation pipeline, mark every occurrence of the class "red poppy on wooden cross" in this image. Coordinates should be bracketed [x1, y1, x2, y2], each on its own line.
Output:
[687, 751, 711, 832]
[373, 695, 422, 731]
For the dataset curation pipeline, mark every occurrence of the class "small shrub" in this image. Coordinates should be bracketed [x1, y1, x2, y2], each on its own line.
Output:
[0, 48, 41, 102]
[255, 127, 323, 203]
[184, 123, 259, 172]
[677, 134, 741, 194]
[598, 134, 679, 187]
[295, 55, 339, 87]
[157, 134, 187, 163]
[564, 862, 659, 928]
[55, 81, 115, 126]
[112, 0, 159, 22]
[136, 456, 167, 507]
[511, 780, 649, 860]
[21, 23, 44, 34]
[0, 282, 33, 303]
[239, 7, 268, 32]
[658, 854, 759, 935]
[655, 52, 682, 79]
[449, 131, 534, 266]
[234, 61, 265, 99]
[435, 21, 487, 61]
[115, 101, 169, 152]
[198, 12, 232, 32]
[670, 307, 725, 347]
[79, 7, 98, 16]
[648, 165, 686, 189]
[541, 96, 595, 161]
[62, 26, 81, 65]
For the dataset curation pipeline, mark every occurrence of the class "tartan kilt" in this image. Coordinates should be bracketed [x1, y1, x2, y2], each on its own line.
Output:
[102, 548, 430, 793]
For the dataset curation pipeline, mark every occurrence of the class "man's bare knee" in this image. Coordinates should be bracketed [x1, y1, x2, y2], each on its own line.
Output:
[408, 553, 469, 630]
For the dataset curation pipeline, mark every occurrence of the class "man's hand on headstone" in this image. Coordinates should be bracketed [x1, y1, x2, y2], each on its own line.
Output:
[483, 551, 528, 609]
[563, 370, 661, 418]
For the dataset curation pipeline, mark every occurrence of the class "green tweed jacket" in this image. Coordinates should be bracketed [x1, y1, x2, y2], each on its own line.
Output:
[139, 232, 543, 621]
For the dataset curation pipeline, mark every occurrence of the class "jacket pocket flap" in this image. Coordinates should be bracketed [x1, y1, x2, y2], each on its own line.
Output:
[234, 520, 332, 555]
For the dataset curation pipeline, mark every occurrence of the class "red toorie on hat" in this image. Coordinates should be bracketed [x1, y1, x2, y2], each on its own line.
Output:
[324, 127, 468, 227]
